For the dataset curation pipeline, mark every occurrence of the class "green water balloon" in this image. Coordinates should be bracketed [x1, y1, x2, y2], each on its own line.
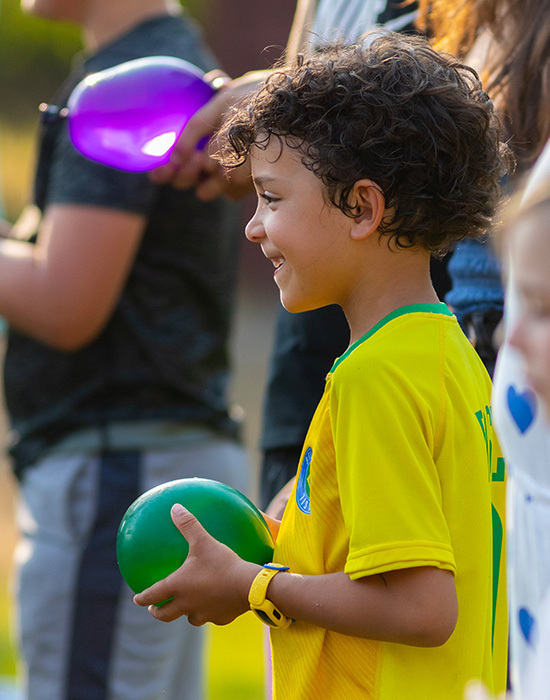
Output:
[117, 477, 274, 594]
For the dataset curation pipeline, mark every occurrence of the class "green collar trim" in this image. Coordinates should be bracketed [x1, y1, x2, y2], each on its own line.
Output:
[331, 302, 453, 372]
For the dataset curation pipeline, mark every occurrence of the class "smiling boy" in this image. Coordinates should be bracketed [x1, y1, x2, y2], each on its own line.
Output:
[135, 33, 510, 698]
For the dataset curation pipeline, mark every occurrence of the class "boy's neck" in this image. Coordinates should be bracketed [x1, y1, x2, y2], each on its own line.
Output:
[344, 247, 439, 345]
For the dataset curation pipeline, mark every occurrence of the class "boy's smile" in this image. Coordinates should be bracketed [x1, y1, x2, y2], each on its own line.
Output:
[246, 139, 357, 315]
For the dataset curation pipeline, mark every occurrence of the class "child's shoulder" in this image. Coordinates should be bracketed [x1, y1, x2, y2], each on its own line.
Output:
[329, 303, 491, 417]
[332, 303, 458, 373]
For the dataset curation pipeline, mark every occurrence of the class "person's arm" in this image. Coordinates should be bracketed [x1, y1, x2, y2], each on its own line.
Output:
[285, 0, 316, 59]
[265, 477, 296, 521]
[0, 202, 144, 349]
[0, 219, 12, 239]
[134, 504, 458, 647]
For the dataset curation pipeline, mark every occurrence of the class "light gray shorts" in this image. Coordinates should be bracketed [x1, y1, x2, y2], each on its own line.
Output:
[15, 429, 249, 700]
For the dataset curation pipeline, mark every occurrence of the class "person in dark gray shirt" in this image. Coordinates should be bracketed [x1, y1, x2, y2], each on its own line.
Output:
[0, 1, 249, 698]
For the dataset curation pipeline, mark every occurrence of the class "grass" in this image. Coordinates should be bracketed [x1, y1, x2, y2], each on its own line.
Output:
[0, 454, 266, 699]
[0, 555, 266, 698]
[0, 121, 37, 222]
[0, 585, 17, 678]
[207, 614, 266, 699]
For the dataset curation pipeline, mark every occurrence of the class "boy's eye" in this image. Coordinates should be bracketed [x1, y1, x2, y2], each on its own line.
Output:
[260, 192, 278, 205]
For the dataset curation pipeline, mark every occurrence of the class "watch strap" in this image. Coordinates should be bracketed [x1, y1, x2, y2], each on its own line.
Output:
[248, 563, 293, 629]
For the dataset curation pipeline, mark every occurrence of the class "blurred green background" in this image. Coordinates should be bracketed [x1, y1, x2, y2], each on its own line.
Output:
[0, 0, 295, 696]
[0, 0, 81, 123]
[0, 0, 295, 219]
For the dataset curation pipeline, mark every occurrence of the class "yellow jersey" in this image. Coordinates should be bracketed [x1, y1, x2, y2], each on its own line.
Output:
[272, 303, 507, 699]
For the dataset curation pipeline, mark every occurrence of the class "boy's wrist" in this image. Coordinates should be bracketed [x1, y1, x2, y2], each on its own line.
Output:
[248, 563, 294, 629]
[238, 562, 263, 606]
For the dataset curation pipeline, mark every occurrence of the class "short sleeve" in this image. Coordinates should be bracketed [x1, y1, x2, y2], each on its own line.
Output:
[330, 350, 456, 579]
[45, 121, 158, 215]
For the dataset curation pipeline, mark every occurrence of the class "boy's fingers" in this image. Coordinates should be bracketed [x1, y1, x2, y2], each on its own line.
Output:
[134, 505, 210, 609]
[147, 600, 189, 623]
[170, 503, 208, 545]
[133, 577, 173, 607]
[195, 173, 227, 202]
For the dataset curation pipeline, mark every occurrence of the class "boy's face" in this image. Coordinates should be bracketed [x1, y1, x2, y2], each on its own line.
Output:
[246, 139, 355, 314]
[509, 211, 550, 414]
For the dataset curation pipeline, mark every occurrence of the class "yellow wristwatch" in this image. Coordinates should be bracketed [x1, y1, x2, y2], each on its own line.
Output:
[248, 563, 293, 629]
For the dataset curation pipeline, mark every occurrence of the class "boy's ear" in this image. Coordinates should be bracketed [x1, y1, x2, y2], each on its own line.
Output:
[349, 180, 386, 240]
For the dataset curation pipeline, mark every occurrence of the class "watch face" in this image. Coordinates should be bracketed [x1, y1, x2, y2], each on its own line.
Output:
[254, 608, 280, 627]
[253, 604, 292, 629]
[249, 566, 293, 629]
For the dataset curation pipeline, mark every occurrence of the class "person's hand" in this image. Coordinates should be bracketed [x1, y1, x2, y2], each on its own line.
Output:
[149, 69, 268, 199]
[148, 69, 230, 195]
[133, 503, 260, 625]
[261, 512, 281, 543]
[266, 477, 296, 521]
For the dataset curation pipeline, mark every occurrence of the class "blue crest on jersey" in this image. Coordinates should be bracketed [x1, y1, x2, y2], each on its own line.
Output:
[296, 446, 312, 514]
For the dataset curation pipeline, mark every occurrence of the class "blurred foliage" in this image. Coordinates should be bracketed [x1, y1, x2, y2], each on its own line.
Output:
[0, 0, 212, 218]
[0, 0, 78, 121]
[0, 0, 209, 122]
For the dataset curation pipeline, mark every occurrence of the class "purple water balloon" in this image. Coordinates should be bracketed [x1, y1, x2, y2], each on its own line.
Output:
[67, 56, 217, 172]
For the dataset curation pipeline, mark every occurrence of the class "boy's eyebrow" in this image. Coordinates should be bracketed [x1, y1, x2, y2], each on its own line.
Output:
[252, 175, 279, 189]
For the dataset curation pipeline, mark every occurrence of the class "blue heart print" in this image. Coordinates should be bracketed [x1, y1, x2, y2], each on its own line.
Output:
[507, 385, 537, 434]
[518, 607, 537, 646]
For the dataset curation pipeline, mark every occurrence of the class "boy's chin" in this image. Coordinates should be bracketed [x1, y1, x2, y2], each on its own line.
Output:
[280, 297, 316, 315]
[279, 285, 333, 314]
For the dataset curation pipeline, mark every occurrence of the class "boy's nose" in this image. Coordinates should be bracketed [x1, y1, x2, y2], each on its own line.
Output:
[245, 213, 265, 242]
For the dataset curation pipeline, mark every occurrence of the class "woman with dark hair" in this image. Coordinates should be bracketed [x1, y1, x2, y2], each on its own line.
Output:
[416, 2, 550, 696]
[416, 0, 550, 377]
[417, 0, 550, 175]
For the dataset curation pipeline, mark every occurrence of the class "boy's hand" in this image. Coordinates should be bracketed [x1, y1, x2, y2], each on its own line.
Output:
[133, 504, 261, 625]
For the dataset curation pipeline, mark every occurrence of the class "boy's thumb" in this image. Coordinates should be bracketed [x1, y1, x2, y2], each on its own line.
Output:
[170, 503, 203, 541]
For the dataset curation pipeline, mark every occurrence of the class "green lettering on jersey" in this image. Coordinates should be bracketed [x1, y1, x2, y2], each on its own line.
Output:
[476, 405, 505, 649]
[491, 505, 503, 650]
[475, 406, 504, 482]
[492, 457, 505, 482]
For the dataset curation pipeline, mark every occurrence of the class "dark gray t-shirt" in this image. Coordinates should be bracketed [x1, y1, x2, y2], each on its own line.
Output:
[5, 14, 242, 476]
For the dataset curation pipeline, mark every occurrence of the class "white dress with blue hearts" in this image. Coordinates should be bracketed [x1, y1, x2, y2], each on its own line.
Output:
[492, 138, 550, 698]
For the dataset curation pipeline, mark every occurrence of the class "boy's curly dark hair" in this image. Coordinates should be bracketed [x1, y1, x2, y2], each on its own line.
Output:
[216, 32, 513, 252]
